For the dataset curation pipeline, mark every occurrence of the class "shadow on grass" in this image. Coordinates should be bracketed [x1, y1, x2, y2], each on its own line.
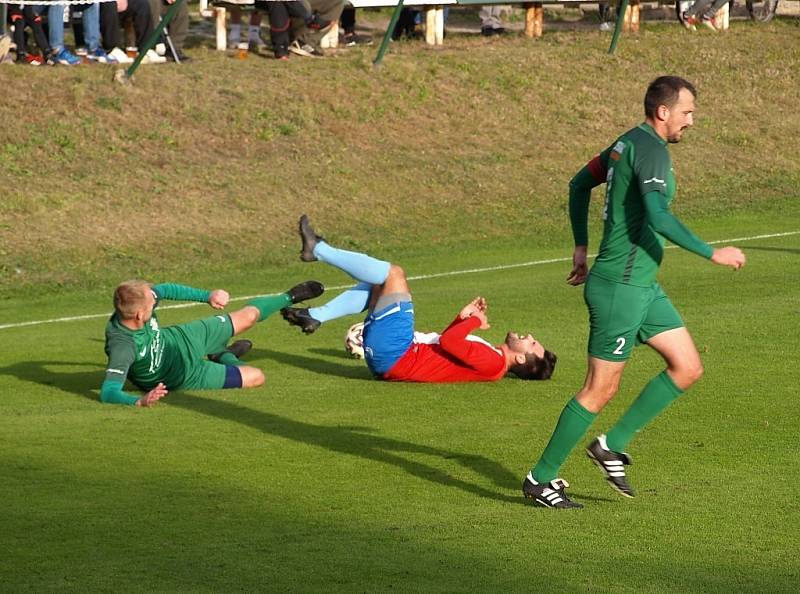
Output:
[0, 360, 100, 401]
[170, 392, 526, 505]
[249, 347, 371, 380]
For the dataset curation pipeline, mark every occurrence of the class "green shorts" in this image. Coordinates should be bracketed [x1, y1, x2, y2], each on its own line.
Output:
[583, 274, 684, 361]
[170, 314, 235, 390]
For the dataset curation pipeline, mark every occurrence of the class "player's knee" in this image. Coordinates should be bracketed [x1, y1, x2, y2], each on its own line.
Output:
[682, 360, 704, 386]
[387, 264, 406, 282]
[241, 367, 265, 388]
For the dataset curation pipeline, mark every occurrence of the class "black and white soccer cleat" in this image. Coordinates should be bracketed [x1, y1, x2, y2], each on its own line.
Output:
[586, 434, 635, 498]
[522, 474, 583, 509]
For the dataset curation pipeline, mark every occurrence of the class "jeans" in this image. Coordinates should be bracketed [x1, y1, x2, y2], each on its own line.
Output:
[47, 3, 100, 51]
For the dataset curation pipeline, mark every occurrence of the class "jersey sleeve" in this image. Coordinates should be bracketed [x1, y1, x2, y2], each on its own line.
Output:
[634, 144, 671, 197]
[438, 316, 505, 376]
[102, 334, 139, 405]
[568, 147, 612, 246]
[100, 379, 140, 406]
[643, 191, 713, 259]
[152, 283, 211, 303]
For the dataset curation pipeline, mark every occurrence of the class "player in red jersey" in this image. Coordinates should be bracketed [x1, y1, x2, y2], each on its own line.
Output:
[281, 215, 557, 382]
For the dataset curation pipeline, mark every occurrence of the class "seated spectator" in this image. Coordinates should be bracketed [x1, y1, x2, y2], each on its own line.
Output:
[147, 0, 190, 61]
[254, 0, 331, 59]
[391, 8, 421, 40]
[222, 1, 266, 52]
[98, 0, 165, 64]
[66, 3, 118, 62]
[340, 5, 372, 46]
[285, 0, 343, 57]
[479, 5, 509, 36]
[681, 0, 728, 31]
[7, 3, 52, 65]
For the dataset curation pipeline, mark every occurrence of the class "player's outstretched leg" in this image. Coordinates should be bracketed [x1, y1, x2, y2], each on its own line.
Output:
[297, 215, 390, 285]
[230, 280, 324, 335]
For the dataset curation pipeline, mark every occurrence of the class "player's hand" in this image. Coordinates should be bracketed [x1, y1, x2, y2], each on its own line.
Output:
[459, 297, 490, 329]
[137, 383, 168, 407]
[711, 246, 746, 270]
[567, 246, 589, 286]
[208, 289, 230, 309]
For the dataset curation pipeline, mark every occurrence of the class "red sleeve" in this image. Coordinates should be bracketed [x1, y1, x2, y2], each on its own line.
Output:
[438, 316, 505, 376]
[586, 154, 607, 185]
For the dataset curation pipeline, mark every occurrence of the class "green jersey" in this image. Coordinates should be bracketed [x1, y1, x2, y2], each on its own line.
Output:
[102, 284, 211, 403]
[569, 123, 713, 287]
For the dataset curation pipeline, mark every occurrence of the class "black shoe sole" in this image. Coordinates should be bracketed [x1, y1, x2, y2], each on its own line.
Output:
[289, 280, 325, 303]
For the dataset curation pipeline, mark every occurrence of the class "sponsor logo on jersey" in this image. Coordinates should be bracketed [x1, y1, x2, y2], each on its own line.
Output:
[643, 176, 666, 186]
[138, 346, 148, 357]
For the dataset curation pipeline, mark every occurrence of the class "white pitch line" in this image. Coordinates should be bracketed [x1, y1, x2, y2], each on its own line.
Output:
[1, 230, 797, 332]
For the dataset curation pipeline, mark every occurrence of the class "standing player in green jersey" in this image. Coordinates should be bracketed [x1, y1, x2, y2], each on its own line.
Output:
[522, 76, 747, 508]
[101, 279, 324, 407]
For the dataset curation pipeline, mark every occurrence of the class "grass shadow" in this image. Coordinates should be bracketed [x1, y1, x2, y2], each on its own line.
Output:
[171, 392, 526, 505]
[744, 245, 800, 255]
[249, 347, 371, 380]
[0, 360, 100, 401]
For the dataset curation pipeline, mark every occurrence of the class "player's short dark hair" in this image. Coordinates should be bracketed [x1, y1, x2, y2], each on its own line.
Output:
[509, 350, 558, 381]
[114, 279, 152, 319]
[644, 76, 697, 119]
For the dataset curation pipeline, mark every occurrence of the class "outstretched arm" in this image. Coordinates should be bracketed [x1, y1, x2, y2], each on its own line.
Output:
[99, 380, 168, 407]
[152, 284, 229, 308]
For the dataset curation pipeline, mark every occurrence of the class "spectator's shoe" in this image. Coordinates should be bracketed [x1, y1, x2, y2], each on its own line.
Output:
[586, 434, 635, 498]
[701, 17, 719, 31]
[298, 214, 324, 261]
[342, 32, 373, 46]
[155, 42, 166, 56]
[522, 475, 583, 509]
[208, 339, 253, 363]
[288, 280, 325, 304]
[249, 37, 267, 53]
[281, 307, 322, 334]
[275, 44, 290, 60]
[167, 50, 191, 63]
[480, 27, 495, 36]
[288, 40, 323, 57]
[599, 21, 613, 31]
[18, 53, 44, 66]
[305, 12, 331, 31]
[681, 13, 698, 30]
[108, 47, 133, 64]
[87, 47, 117, 64]
[50, 47, 81, 65]
[142, 49, 167, 64]
[493, 27, 506, 35]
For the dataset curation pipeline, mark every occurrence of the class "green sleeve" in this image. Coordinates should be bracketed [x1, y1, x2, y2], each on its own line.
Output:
[100, 379, 140, 406]
[568, 167, 596, 247]
[568, 148, 612, 246]
[153, 283, 211, 303]
[643, 192, 714, 259]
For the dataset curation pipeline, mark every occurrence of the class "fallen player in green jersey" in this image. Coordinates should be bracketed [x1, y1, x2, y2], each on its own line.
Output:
[101, 279, 324, 407]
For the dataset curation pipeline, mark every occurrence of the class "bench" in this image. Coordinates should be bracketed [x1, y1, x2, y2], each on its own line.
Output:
[198, 0, 650, 50]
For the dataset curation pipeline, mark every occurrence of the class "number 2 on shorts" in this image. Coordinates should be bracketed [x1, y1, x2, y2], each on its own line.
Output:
[613, 337, 626, 355]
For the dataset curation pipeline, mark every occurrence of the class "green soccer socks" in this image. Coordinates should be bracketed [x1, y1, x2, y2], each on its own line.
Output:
[532, 397, 597, 484]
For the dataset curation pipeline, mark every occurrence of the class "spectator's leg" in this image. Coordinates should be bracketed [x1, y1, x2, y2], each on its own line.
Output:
[47, 4, 65, 51]
[82, 2, 101, 51]
[126, 0, 156, 49]
[266, 1, 291, 58]
[9, 6, 28, 57]
[340, 5, 355, 34]
[99, 1, 121, 51]
[163, 0, 188, 52]
[26, 7, 52, 54]
[229, 5, 242, 47]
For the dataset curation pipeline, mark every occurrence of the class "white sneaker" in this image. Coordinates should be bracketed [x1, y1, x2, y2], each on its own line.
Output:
[155, 42, 166, 56]
[599, 22, 612, 31]
[108, 47, 133, 64]
[142, 49, 167, 64]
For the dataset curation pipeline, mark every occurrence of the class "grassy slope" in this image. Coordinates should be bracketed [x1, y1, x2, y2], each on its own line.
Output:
[1, 19, 799, 300]
[1, 16, 799, 594]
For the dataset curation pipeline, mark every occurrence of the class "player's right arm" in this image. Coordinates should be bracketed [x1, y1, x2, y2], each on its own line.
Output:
[567, 148, 612, 285]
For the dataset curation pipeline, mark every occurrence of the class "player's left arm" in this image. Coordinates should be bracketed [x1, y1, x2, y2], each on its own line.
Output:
[152, 283, 229, 309]
[439, 316, 504, 375]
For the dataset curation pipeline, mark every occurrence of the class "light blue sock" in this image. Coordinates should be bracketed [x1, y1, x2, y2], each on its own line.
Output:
[309, 282, 371, 323]
[313, 242, 390, 285]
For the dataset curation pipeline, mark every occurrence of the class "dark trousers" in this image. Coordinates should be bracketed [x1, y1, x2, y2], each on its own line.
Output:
[99, 0, 154, 50]
[8, 4, 50, 55]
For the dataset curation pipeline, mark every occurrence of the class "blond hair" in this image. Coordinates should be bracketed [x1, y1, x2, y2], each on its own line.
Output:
[114, 280, 152, 319]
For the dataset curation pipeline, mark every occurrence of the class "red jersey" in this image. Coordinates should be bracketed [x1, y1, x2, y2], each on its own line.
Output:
[382, 315, 507, 383]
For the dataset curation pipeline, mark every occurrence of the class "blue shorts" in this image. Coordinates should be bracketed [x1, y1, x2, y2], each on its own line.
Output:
[362, 300, 415, 376]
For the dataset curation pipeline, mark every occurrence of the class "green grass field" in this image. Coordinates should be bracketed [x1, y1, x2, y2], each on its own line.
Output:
[2, 219, 798, 592]
[2, 12, 799, 594]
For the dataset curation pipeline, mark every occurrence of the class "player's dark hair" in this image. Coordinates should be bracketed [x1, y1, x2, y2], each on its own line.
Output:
[644, 76, 697, 119]
[509, 350, 558, 381]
